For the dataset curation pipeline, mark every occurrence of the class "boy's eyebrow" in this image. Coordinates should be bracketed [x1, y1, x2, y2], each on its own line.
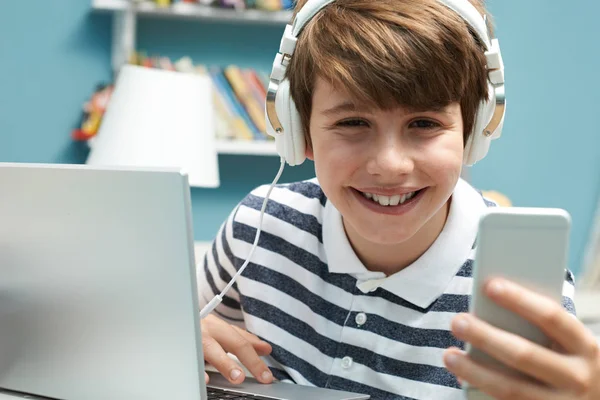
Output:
[321, 101, 455, 116]
[321, 101, 362, 116]
[404, 105, 453, 115]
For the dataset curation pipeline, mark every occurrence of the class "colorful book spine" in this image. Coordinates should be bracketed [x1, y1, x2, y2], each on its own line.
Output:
[209, 67, 260, 140]
[243, 69, 267, 112]
[256, 0, 281, 11]
[223, 65, 267, 137]
[212, 85, 234, 141]
[280, 0, 293, 10]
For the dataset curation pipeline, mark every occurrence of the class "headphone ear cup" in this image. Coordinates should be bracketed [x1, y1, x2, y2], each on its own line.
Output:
[275, 79, 306, 166]
[463, 80, 498, 166]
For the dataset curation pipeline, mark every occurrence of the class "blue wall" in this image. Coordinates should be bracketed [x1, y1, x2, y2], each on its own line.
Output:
[0, 1, 112, 164]
[1, 1, 598, 274]
[468, 0, 600, 275]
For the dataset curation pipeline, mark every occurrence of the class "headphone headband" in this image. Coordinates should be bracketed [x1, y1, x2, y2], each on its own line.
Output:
[292, 0, 492, 49]
[292, 0, 335, 37]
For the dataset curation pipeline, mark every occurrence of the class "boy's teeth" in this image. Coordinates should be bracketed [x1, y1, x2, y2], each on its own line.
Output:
[361, 190, 418, 206]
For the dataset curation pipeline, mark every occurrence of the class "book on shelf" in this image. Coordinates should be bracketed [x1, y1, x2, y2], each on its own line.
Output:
[223, 65, 266, 135]
[208, 66, 258, 140]
[72, 52, 274, 146]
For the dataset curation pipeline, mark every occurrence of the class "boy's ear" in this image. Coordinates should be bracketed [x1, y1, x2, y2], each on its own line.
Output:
[305, 145, 314, 161]
[305, 132, 314, 160]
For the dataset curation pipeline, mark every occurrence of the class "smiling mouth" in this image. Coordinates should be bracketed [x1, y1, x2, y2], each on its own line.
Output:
[357, 189, 424, 207]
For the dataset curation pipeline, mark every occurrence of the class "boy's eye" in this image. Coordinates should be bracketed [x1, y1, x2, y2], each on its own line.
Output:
[409, 119, 440, 129]
[337, 119, 369, 127]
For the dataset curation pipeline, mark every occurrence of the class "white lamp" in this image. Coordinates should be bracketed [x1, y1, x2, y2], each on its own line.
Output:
[86, 64, 219, 188]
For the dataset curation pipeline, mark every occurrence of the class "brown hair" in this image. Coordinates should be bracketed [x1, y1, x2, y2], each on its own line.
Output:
[286, 0, 492, 148]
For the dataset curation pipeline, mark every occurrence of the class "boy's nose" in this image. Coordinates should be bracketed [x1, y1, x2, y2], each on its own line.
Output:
[366, 141, 414, 177]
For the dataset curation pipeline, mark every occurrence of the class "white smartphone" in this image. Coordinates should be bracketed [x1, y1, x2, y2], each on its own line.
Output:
[464, 207, 571, 400]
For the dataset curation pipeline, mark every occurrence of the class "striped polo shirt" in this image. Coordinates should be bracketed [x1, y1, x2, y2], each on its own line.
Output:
[197, 177, 576, 400]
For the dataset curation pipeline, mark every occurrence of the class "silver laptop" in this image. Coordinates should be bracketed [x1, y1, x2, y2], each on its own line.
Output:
[0, 163, 368, 400]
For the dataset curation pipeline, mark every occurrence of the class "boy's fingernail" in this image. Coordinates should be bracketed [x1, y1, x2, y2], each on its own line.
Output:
[261, 370, 272, 381]
[453, 316, 469, 334]
[488, 280, 505, 296]
[230, 369, 242, 380]
[445, 353, 460, 367]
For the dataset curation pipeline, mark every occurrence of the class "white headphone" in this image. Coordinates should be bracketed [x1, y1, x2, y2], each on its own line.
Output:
[265, 0, 506, 167]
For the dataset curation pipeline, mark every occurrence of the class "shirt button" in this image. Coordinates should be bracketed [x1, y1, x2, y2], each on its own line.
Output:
[355, 312, 367, 326]
[341, 356, 353, 369]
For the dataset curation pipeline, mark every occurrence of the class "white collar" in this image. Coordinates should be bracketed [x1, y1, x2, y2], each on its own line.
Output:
[322, 178, 488, 308]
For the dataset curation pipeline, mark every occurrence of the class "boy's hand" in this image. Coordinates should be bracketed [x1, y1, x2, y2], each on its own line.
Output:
[201, 314, 274, 385]
[443, 277, 600, 399]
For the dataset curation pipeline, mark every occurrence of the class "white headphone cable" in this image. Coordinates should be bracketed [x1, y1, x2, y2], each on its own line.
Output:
[199, 157, 286, 320]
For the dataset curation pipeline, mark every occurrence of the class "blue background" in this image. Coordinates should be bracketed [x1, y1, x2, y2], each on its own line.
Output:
[1, 0, 598, 275]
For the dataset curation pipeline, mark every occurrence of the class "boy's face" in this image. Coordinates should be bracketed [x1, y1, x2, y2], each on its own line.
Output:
[307, 77, 464, 246]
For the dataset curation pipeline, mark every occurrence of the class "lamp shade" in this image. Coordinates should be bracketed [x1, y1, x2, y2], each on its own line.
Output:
[86, 65, 219, 188]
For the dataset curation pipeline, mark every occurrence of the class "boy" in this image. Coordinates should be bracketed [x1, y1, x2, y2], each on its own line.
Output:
[198, 0, 600, 399]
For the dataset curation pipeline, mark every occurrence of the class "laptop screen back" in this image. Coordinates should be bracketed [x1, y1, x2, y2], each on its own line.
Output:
[0, 163, 206, 400]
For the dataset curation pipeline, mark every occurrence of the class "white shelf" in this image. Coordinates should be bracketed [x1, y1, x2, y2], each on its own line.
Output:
[87, 137, 278, 156]
[92, 0, 293, 25]
[216, 139, 277, 156]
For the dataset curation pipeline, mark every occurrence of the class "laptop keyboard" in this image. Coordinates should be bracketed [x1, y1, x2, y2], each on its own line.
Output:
[206, 386, 280, 400]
